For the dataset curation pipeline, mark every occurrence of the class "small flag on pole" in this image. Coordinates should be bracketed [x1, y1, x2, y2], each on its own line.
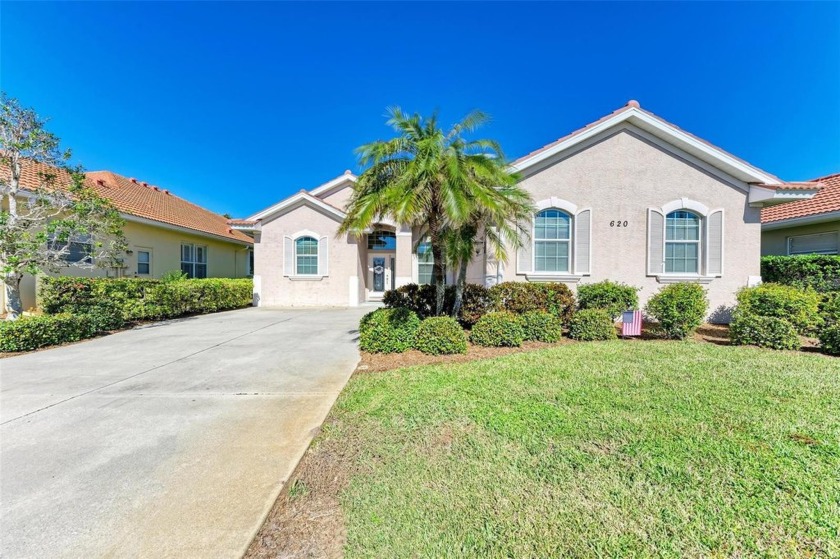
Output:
[622, 310, 642, 337]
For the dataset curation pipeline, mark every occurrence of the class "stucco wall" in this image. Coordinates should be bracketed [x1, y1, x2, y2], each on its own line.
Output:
[319, 186, 353, 211]
[761, 220, 840, 255]
[254, 204, 359, 307]
[2, 220, 251, 313]
[497, 128, 762, 319]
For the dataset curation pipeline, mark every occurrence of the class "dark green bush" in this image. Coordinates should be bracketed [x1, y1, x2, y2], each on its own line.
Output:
[568, 309, 617, 341]
[382, 283, 455, 320]
[645, 283, 709, 340]
[818, 324, 840, 356]
[520, 311, 563, 343]
[81, 300, 126, 332]
[761, 255, 840, 292]
[458, 283, 493, 327]
[735, 283, 822, 335]
[40, 277, 253, 322]
[359, 308, 420, 353]
[730, 312, 800, 351]
[414, 317, 468, 355]
[577, 281, 639, 319]
[489, 282, 575, 325]
[0, 313, 95, 352]
[470, 312, 524, 347]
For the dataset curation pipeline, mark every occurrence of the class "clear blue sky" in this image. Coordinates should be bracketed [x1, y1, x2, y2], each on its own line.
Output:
[3, 2, 839, 218]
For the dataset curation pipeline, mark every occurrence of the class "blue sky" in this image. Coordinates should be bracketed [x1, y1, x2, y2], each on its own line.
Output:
[3, 2, 839, 218]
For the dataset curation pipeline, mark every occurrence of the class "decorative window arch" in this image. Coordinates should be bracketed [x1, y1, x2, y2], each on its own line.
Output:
[516, 197, 591, 278]
[295, 236, 319, 275]
[664, 210, 701, 274]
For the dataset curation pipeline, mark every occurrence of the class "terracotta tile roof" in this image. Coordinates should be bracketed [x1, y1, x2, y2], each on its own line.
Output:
[227, 218, 258, 226]
[762, 173, 840, 223]
[511, 100, 785, 184]
[2, 161, 251, 243]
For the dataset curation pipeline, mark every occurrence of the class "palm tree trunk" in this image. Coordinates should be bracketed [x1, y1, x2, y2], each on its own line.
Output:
[451, 258, 468, 319]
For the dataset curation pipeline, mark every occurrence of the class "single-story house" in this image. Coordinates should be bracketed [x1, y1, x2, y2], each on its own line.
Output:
[236, 101, 819, 319]
[2, 164, 253, 312]
[761, 172, 840, 255]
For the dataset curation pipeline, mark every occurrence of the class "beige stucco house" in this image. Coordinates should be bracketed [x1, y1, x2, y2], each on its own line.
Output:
[761, 172, 840, 255]
[237, 101, 819, 319]
[2, 166, 253, 312]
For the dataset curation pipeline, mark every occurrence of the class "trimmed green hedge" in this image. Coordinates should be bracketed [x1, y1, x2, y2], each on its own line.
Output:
[470, 312, 525, 347]
[735, 283, 822, 335]
[569, 309, 617, 341]
[645, 283, 708, 340]
[0, 313, 95, 352]
[818, 324, 840, 356]
[415, 317, 468, 355]
[730, 312, 800, 351]
[489, 282, 576, 326]
[761, 255, 840, 292]
[359, 308, 420, 353]
[41, 277, 254, 321]
[577, 281, 639, 320]
[520, 311, 563, 343]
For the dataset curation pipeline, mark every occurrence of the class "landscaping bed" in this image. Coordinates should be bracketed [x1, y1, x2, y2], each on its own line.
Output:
[247, 341, 840, 558]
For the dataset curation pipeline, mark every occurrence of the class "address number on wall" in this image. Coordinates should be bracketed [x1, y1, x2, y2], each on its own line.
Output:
[609, 220, 629, 227]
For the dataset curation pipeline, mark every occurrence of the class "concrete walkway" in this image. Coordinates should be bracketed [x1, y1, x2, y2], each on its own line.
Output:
[0, 307, 367, 558]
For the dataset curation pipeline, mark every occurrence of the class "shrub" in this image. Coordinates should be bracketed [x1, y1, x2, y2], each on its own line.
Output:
[458, 283, 493, 327]
[40, 277, 253, 322]
[489, 282, 576, 325]
[414, 317, 468, 355]
[520, 311, 563, 343]
[577, 281, 639, 319]
[761, 254, 840, 292]
[382, 284, 455, 320]
[0, 313, 95, 352]
[645, 283, 709, 340]
[82, 300, 126, 332]
[820, 292, 840, 327]
[818, 324, 840, 356]
[735, 283, 822, 335]
[730, 312, 800, 351]
[358, 308, 420, 353]
[470, 312, 524, 347]
[568, 309, 617, 341]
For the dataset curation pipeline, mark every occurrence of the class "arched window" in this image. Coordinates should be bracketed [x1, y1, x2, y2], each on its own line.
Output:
[534, 209, 571, 273]
[295, 236, 319, 275]
[665, 210, 701, 273]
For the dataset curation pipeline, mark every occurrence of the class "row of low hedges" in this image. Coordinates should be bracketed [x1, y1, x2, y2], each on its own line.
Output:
[761, 254, 840, 292]
[41, 277, 254, 321]
[0, 314, 96, 352]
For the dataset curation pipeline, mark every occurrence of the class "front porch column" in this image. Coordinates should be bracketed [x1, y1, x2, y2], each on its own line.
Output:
[395, 225, 413, 287]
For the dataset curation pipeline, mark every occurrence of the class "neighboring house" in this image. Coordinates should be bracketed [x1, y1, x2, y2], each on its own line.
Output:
[761, 173, 840, 255]
[235, 101, 819, 319]
[2, 164, 252, 312]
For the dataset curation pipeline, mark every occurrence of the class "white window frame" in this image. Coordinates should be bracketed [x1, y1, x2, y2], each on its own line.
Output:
[533, 208, 573, 274]
[787, 231, 839, 255]
[136, 248, 152, 276]
[294, 236, 319, 276]
[664, 210, 702, 275]
[416, 239, 434, 285]
[181, 243, 208, 278]
[653, 198, 722, 283]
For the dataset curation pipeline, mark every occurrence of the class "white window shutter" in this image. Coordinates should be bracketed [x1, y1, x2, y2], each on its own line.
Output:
[647, 209, 665, 275]
[516, 216, 533, 274]
[318, 236, 329, 276]
[707, 209, 724, 276]
[284, 236, 294, 276]
[574, 209, 591, 275]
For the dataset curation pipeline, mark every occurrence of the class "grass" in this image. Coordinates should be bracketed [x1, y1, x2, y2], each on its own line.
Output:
[268, 342, 840, 558]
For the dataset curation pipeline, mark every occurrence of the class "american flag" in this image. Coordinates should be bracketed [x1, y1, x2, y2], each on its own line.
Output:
[621, 310, 642, 337]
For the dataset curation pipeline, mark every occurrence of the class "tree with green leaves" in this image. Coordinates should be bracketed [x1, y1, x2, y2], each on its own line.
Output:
[0, 94, 127, 319]
[339, 107, 532, 315]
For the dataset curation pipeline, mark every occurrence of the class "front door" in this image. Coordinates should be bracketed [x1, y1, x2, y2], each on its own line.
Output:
[368, 254, 393, 295]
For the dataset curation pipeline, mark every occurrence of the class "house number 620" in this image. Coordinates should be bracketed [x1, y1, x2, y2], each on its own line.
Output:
[610, 220, 629, 227]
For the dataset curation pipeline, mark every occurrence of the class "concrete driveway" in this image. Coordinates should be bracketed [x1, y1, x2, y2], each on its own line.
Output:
[0, 306, 367, 558]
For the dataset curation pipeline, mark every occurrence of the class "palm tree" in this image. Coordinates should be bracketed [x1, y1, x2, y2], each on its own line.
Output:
[339, 107, 531, 315]
[444, 182, 533, 318]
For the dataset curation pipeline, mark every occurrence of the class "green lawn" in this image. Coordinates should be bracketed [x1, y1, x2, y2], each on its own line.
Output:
[314, 342, 840, 558]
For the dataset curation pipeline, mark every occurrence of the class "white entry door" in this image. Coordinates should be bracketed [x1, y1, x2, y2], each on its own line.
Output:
[368, 253, 394, 294]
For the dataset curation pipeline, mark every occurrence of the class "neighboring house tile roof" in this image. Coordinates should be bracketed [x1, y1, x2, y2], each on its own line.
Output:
[762, 173, 840, 223]
[2, 161, 251, 244]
